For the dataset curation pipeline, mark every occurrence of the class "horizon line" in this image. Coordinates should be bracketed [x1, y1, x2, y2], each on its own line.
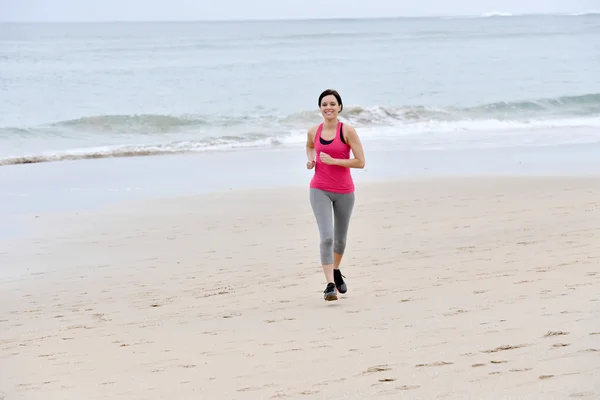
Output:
[0, 11, 595, 24]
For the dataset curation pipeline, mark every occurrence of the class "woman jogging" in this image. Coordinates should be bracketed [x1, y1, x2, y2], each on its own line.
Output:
[305, 89, 366, 301]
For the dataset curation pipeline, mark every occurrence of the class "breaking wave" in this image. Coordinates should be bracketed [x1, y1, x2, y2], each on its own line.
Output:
[2, 93, 600, 166]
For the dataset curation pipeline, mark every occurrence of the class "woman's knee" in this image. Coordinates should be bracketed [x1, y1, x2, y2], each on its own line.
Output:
[319, 237, 334, 265]
[321, 236, 334, 249]
[333, 238, 346, 254]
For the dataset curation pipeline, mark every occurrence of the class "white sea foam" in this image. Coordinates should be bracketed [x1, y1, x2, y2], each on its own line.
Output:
[2, 115, 600, 166]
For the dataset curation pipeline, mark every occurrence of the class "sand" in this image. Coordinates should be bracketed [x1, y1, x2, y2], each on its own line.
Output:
[1, 175, 599, 399]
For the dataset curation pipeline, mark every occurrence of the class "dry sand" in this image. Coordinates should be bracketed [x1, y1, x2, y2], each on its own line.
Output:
[1, 175, 599, 399]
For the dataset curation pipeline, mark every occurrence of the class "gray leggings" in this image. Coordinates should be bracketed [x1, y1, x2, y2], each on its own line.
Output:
[309, 188, 355, 265]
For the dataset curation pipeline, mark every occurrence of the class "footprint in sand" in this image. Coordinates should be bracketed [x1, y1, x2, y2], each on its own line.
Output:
[238, 384, 277, 393]
[443, 309, 468, 316]
[398, 385, 420, 391]
[415, 361, 453, 367]
[363, 365, 391, 374]
[482, 344, 528, 353]
[237, 387, 258, 393]
[544, 331, 569, 338]
[298, 390, 319, 395]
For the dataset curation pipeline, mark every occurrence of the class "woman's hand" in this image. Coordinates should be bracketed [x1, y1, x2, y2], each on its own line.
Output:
[306, 159, 315, 169]
[319, 152, 337, 165]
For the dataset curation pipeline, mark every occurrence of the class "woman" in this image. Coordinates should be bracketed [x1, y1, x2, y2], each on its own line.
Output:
[306, 89, 366, 301]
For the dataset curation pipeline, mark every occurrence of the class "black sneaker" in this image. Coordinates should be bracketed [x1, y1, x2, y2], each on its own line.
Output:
[333, 269, 347, 294]
[323, 282, 338, 301]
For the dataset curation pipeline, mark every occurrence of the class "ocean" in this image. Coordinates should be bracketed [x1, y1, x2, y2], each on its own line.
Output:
[1, 13, 600, 166]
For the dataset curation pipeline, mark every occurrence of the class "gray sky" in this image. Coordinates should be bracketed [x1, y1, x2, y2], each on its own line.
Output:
[1, 0, 598, 22]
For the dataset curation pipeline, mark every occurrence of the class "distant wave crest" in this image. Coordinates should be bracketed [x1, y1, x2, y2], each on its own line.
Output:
[53, 114, 208, 133]
[465, 93, 600, 114]
[454, 11, 599, 19]
[567, 11, 600, 16]
[6, 93, 600, 134]
[481, 12, 513, 17]
[324, 93, 600, 123]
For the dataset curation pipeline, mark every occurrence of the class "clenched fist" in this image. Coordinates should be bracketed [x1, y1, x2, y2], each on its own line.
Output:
[319, 152, 336, 165]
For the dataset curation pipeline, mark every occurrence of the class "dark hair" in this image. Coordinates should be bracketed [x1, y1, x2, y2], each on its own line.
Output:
[318, 89, 343, 112]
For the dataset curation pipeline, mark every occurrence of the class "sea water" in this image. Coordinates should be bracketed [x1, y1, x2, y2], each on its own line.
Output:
[2, 13, 600, 165]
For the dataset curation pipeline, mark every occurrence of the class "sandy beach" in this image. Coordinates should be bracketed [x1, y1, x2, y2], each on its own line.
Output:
[1, 175, 599, 399]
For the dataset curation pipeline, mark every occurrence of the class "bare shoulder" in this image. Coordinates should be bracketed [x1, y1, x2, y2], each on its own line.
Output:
[306, 124, 318, 147]
[342, 122, 357, 134]
[342, 123, 360, 140]
[307, 124, 320, 139]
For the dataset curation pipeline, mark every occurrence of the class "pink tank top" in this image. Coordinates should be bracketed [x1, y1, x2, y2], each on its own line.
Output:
[309, 121, 355, 194]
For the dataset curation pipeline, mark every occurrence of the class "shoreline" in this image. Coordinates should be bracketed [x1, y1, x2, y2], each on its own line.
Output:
[3, 141, 600, 219]
[2, 122, 600, 168]
[1, 175, 599, 399]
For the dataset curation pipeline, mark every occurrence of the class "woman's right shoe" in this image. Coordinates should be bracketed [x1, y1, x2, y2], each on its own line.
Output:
[323, 282, 338, 301]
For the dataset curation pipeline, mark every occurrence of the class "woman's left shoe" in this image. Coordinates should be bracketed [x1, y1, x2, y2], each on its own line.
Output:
[333, 269, 347, 294]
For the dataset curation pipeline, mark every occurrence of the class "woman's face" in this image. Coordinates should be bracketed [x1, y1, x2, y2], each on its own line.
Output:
[320, 95, 341, 121]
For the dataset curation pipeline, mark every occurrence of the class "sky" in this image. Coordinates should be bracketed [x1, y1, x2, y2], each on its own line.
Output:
[1, 0, 598, 22]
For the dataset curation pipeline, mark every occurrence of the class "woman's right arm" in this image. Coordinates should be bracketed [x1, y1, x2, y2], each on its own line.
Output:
[306, 127, 316, 169]
[306, 127, 316, 160]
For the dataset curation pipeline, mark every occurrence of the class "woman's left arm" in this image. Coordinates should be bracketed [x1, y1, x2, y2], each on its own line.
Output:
[331, 125, 365, 169]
